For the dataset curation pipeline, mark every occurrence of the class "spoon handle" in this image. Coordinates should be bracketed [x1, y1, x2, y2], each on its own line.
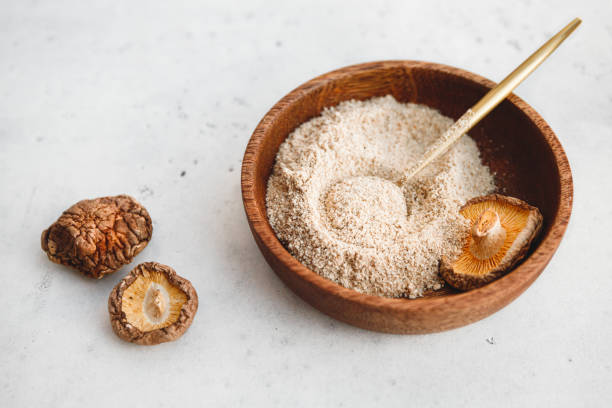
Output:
[400, 17, 581, 185]
[469, 17, 581, 126]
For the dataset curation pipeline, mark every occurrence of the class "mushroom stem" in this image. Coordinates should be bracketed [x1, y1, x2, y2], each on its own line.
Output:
[151, 289, 165, 319]
[143, 287, 167, 322]
[469, 209, 506, 260]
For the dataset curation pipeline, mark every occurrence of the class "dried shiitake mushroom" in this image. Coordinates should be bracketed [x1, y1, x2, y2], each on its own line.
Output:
[108, 262, 198, 345]
[41, 195, 152, 279]
[440, 194, 543, 291]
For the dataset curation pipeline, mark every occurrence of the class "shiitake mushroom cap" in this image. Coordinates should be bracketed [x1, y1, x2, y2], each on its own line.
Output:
[440, 194, 543, 291]
[41, 195, 152, 279]
[108, 262, 198, 345]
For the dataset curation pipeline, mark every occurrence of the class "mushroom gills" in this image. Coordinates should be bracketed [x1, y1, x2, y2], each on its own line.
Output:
[121, 270, 187, 331]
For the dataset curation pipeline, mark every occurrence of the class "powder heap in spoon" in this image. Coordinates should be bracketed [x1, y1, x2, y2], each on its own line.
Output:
[266, 96, 495, 298]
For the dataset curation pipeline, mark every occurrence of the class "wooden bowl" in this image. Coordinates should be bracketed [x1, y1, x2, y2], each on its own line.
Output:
[241, 61, 573, 334]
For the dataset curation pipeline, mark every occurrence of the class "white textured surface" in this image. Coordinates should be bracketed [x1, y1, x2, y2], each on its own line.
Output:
[1, 1, 610, 406]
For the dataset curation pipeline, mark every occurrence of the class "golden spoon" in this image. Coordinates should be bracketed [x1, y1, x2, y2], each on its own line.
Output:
[399, 17, 581, 185]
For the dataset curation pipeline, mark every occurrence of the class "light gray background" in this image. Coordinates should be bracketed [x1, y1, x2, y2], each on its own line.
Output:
[1, 0, 610, 406]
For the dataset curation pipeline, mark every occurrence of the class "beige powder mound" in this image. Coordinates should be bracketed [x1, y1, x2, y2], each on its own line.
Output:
[266, 95, 496, 298]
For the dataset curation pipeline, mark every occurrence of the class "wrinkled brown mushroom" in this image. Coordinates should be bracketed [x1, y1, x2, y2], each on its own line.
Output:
[108, 262, 198, 345]
[440, 194, 543, 291]
[41, 195, 152, 279]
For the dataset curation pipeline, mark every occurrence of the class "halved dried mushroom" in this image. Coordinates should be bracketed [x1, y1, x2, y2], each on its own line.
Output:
[108, 262, 198, 345]
[440, 194, 543, 291]
[41, 195, 152, 279]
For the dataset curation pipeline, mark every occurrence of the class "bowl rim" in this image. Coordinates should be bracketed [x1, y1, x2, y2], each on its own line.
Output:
[241, 60, 573, 316]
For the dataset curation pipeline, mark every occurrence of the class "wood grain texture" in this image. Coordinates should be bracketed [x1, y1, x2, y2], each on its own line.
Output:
[241, 61, 573, 334]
